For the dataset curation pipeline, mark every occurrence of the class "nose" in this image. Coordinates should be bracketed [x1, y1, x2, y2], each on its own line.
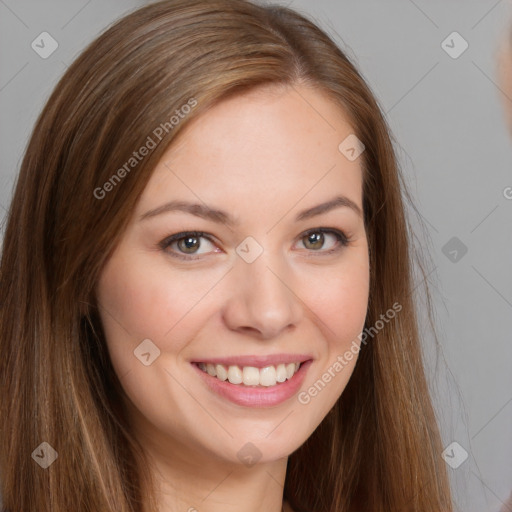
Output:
[221, 252, 303, 340]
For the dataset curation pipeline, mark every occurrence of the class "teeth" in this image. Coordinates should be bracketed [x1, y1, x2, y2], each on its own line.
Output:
[216, 364, 228, 381]
[259, 365, 277, 386]
[197, 362, 302, 386]
[276, 363, 287, 383]
[242, 366, 260, 386]
[227, 365, 243, 384]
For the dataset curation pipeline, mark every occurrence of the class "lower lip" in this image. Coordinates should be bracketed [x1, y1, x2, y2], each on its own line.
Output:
[191, 360, 312, 407]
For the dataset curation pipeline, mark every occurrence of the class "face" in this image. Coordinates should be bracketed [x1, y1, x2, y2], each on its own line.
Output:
[95, 84, 370, 468]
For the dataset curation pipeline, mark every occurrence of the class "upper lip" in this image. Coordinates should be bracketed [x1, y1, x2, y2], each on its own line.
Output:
[191, 354, 313, 368]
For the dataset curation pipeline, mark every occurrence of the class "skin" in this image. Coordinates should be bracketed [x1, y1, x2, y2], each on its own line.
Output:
[497, 34, 512, 512]
[497, 34, 512, 136]
[95, 84, 370, 512]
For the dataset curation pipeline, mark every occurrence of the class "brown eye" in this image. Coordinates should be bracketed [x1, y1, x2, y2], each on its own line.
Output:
[177, 235, 201, 254]
[297, 228, 349, 254]
[160, 231, 218, 260]
[303, 231, 325, 250]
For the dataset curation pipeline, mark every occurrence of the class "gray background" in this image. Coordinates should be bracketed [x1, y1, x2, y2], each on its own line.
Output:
[1, 1, 511, 511]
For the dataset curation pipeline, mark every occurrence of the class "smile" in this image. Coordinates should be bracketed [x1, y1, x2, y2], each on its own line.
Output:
[197, 362, 301, 387]
[191, 357, 313, 407]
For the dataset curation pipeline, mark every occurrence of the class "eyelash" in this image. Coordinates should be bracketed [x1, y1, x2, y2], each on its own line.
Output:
[158, 228, 350, 261]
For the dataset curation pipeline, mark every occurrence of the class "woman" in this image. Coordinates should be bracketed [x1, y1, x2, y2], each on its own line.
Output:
[0, 0, 453, 511]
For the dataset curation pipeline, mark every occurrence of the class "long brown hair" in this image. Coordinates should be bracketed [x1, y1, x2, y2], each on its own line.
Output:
[0, 1, 453, 510]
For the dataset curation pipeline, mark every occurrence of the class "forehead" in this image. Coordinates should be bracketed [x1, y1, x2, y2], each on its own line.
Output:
[136, 84, 364, 220]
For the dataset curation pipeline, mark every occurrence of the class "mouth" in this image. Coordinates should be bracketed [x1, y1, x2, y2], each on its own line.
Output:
[190, 356, 313, 407]
[194, 361, 303, 387]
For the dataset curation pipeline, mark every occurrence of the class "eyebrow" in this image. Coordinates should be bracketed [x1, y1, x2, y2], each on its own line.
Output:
[139, 195, 363, 226]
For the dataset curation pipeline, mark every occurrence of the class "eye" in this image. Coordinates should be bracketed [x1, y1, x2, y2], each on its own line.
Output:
[296, 228, 349, 254]
[159, 228, 350, 261]
[159, 231, 218, 260]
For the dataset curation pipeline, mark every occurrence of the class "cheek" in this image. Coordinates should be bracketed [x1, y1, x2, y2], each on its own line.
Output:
[96, 251, 234, 386]
[94, 255, 227, 428]
[94, 251, 228, 362]
[295, 250, 369, 420]
[302, 253, 370, 344]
